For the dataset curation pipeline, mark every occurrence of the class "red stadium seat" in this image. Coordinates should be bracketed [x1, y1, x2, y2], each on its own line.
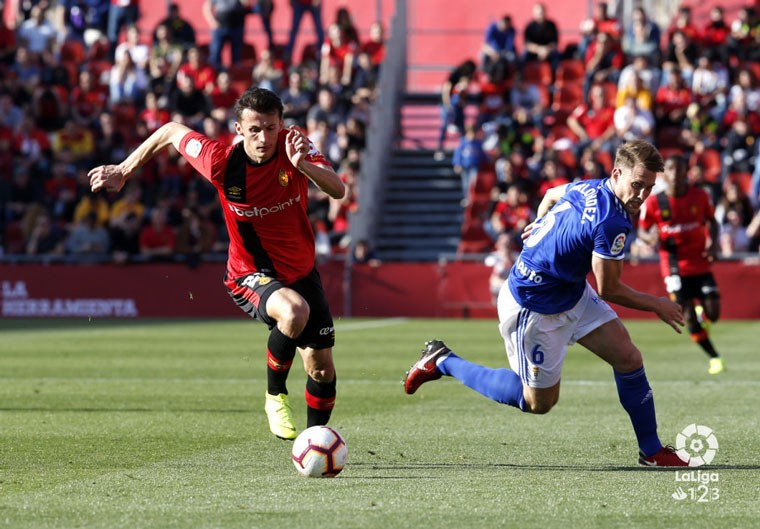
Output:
[551, 82, 584, 112]
[728, 172, 753, 197]
[691, 148, 722, 183]
[556, 59, 585, 84]
[523, 61, 553, 86]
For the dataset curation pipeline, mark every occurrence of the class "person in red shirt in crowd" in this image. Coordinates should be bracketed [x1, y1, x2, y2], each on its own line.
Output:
[139, 92, 171, 133]
[638, 154, 725, 375]
[319, 22, 357, 86]
[138, 206, 176, 261]
[177, 46, 217, 92]
[702, 6, 730, 63]
[654, 67, 693, 128]
[485, 183, 534, 243]
[566, 83, 616, 160]
[70, 70, 109, 128]
[208, 70, 241, 123]
[579, 1, 621, 57]
[360, 21, 385, 67]
[88, 87, 345, 440]
[667, 5, 701, 45]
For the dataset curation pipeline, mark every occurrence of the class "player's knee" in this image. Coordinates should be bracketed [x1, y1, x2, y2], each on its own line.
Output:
[307, 365, 335, 383]
[615, 345, 643, 373]
[277, 298, 310, 334]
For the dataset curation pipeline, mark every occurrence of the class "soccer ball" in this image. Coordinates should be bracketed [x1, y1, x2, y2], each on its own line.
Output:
[291, 425, 348, 477]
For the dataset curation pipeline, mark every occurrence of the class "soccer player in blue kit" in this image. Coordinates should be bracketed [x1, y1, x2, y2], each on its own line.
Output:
[405, 139, 690, 467]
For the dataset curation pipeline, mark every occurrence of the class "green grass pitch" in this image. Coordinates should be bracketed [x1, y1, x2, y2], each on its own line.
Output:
[1, 317, 758, 529]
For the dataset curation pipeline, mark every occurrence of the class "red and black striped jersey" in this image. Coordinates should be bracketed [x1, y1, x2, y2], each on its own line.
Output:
[178, 129, 331, 284]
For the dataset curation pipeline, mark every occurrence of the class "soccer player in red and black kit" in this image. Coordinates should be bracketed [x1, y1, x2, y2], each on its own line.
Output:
[638, 154, 725, 374]
[89, 87, 346, 439]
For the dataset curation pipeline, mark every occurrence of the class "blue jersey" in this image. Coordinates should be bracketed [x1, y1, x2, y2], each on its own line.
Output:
[507, 179, 630, 314]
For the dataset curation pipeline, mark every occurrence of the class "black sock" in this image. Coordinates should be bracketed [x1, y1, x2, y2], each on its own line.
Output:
[305, 375, 336, 427]
[266, 327, 297, 395]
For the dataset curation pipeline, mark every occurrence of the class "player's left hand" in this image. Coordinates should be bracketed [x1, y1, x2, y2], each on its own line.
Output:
[285, 127, 311, 171]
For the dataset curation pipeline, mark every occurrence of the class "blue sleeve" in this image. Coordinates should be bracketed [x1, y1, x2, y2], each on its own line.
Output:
[593, 219, 629, 260]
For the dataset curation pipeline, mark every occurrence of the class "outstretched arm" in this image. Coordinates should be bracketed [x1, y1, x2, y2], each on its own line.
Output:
[89, 122, 192, 193]
[592, 255, 684, 333]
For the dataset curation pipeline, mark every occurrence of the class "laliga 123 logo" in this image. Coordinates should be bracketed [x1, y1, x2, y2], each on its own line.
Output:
[675, 423, 719, 466]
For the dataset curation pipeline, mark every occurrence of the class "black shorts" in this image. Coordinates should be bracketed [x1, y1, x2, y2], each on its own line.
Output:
[670, 273, 720, 305]
[226, 268, 335, 350]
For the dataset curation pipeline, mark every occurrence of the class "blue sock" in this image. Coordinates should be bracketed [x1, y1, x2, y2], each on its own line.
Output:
[614, 367, 662, 457]
[438, 353, 525, 411]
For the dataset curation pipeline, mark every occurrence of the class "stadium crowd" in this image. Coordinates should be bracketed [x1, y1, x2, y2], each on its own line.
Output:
[0, 0, 382, 264]
[452, 2, 760, 262]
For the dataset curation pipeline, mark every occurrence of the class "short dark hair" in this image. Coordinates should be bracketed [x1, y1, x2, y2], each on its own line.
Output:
[614, 139, 664, 173]
[233, 87, 284, 121]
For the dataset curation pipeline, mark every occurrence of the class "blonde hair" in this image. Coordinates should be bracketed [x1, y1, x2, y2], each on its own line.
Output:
[614, 139, 664, 173]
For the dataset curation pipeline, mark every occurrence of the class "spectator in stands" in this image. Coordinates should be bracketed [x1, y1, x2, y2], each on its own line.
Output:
[45, 160, 78, 222]
[203, 0, 251, 70]
[280, 70, 313, 128]
[12, 116, 52, 174]
[70, 70, 108, 128]
[208, 70, 241, 123]
[108, 50, 148, 105]
[140, 91, 171, 133]
[721, 117, 757, 181]
[306, 87, 342, 135]
[485, 231, 515, 305]
[109, 180, 145, 226]
[578, 1, 620, 59]
[727, 6, 758, 63]
[663, 31, 698, 86]
[178, 46, 217, 93]
[92, 111, 127, 165]
[202, 115, 235, 145]
[452, 123, 488, 206]
[622, 6, 660, 62]
[153, 2, 196, 51]
[730, 68, 760, 113]
[480, 14, 517, 73]
[25, 211, 65, 257]
[109, 210, 142, 263]
[476, 59, 510, 130]
[251, 0, 275, 50]
[583, 30, 624, 102]
[175, 206, 216, 267]
[107, 0, 140, 59]
[360, 21, 385, 68]
[715, 179, 754, 229]
[334, 6, 359, 46]
[72, 188, 111, 227]
[566, 83, 616, 160]
[57, 0, 110, 48]
[51, 119, 95, 163]
[17, 5, 56, 55]
[5, 167, 43, 225]
[702, 6, 730, 65]
[617, 54, 660, 97]
[0, 11, 18, 66]
[614, 96, 654, 143]
[66, 210, 110, 259]
[169, 71, 210, 130]
[320, 23, 356, 87]
[434, 59, 477, 160]
[0, 93, 25, 131]
[139, 206, 176, 261]
[352, 238, 380, 266]
[522, 3, 560, 75]
[114, 23, 150, 72]
[691, 54, 729, 121]
[654, 68, 692, 129]
[10, 46, 42, 94]
[483, 183, 533, 243]
[287, 0, 325, 62]
[615, 71, 652, 111]
[667, 5, 700, 45]
[510, 72, 544, 129]
[254, 48, 285, 92]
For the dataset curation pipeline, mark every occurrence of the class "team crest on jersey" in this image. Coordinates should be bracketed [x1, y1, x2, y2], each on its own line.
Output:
[258, 276, 272, 286]
[228, 186, 243, 199]
[186, 138, 202, 158]
[278, 170, 290, 187]
[611, 233, 627, 255]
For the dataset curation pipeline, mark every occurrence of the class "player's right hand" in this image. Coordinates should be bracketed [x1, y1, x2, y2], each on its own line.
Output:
[88, 164, 127, 193]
